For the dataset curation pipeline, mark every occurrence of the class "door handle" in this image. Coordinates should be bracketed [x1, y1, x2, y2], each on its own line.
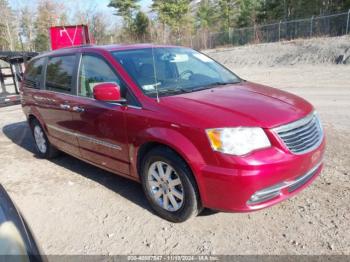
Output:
[60, 104, 71, 110]
[72, 106, 85, 113]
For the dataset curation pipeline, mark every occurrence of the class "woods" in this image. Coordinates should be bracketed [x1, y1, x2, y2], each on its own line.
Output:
[0, 0, 349, 52]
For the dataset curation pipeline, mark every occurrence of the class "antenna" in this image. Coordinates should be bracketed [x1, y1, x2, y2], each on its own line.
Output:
[151, 44, 160, 103]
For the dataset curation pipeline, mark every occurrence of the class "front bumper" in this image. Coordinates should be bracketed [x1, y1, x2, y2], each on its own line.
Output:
[198, 137, 325, 212]
[246, 161, 322, 206]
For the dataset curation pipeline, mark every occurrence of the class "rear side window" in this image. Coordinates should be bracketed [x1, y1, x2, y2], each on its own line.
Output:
[46, 55, 76, 93]
[24, 58, 45, 89]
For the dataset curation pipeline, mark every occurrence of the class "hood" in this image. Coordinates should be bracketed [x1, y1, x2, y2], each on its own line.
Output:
[160, 81, 313, 129]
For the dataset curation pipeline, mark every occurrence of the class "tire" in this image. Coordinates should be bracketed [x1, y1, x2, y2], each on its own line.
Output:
[140, 146, 201, 222]
[29, 119, 59, 159]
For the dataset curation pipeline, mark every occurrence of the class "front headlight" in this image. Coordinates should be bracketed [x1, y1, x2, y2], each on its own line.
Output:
[206, 127, 271, 156]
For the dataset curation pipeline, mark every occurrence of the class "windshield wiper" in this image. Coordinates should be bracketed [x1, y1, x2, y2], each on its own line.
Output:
[146, 87, 191, 96]
[189, 81, 240, 92]
[145, 81, 240, 96]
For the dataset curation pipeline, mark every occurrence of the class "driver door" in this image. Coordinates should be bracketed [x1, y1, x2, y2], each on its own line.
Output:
[69, 53, 130, 175]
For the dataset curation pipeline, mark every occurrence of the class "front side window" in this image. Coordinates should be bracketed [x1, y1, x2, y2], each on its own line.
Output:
[24, 58, 45, 89]
[78, 54, 139, 106]
[111, 47, 240, 97]
[78, 55, 121, 98]
[46, 55, 76, 93]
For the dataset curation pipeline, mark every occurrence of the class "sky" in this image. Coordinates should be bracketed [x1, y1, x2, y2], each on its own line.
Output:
[8, 0, 153, 26]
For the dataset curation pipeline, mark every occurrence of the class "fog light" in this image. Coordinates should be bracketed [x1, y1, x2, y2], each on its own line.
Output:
[247, 182, 286, 205]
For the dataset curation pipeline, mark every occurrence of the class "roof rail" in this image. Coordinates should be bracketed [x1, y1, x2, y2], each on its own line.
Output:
[57, 44, 95, 50]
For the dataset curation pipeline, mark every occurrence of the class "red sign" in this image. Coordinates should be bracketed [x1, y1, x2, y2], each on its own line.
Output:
[49, 25, 94, 50]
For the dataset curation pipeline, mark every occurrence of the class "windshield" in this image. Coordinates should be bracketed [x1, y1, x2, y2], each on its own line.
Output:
[111, 47, 240, 97]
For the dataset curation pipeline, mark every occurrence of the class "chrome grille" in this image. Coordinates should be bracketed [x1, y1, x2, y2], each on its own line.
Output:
[273, 112, 323, 154]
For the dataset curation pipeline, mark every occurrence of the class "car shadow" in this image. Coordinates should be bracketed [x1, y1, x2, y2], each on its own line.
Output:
[2, 121, 153, 214]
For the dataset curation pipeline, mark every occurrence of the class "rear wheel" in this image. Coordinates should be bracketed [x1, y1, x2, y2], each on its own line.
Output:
[30, 119, 59, 159]
[141, 147, 201, 222]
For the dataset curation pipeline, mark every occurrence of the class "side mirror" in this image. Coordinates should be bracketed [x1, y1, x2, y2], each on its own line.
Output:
[93, 82, 126, 104]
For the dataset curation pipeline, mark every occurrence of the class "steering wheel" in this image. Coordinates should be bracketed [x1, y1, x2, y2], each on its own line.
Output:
[179, 70, 194, 80]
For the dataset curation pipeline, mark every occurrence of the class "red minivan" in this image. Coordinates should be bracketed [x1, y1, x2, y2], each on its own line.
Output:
[21, 44, 325, 222]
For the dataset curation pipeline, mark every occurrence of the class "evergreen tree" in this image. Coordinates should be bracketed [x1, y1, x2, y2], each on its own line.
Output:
[108, 0, 140, 30]
[196, 0, 216, 30]
[215, 0, 238, 31]
[133, 11, 150, 41]
[151, 0, 192, 39]
[258, 0, 350, 23]
[236, 0, 262, 27]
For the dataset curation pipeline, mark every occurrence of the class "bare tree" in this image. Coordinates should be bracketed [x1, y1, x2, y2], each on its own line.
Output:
[19, 6, 36, 51]
[90, 12, 110, 44]
[0, 0, 18, 51]
[71, 4, 112, 45]
[34, 0, 67, 51]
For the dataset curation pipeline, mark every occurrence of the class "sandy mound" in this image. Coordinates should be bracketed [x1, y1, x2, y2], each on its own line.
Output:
[204, 36, 350, 67]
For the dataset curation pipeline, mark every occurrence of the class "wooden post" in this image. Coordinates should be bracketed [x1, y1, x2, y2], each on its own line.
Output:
[279, 20, 282, 41]
[310, 16, 314, 37]
[346, 9, 350, 35]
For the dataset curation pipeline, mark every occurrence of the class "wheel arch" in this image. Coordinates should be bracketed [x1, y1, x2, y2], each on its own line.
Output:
[26, 108, 47, 133]
[137, 141, 204, 207]
[27, 114, 37, 126]
[133, 128, 208, 205]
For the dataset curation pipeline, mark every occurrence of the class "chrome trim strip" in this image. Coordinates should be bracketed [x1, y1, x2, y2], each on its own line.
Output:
[47, 124, 122, 151]
[127, 105, 142, 109]
[47, 124, 76, 137]
[78, 135, 122, 150]
[40, 89, 142, 110]
[75, 53, 82, 96]
[287, 163, 321, 192]
[288, 161, 322, 188]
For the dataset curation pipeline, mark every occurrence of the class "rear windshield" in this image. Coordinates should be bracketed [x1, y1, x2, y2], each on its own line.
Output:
[24, 58, 45, 89]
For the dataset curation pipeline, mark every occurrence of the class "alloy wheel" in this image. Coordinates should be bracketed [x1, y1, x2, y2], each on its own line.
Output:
[147, 161, 184, 212]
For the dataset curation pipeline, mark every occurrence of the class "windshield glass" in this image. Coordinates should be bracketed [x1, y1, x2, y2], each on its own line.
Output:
[111, 47, 240, 97]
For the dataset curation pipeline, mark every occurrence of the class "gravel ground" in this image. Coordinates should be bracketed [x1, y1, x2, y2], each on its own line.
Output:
[0, 62, 349, 255]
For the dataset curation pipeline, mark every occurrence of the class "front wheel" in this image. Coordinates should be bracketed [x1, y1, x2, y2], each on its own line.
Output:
[140, 147, 201, 222]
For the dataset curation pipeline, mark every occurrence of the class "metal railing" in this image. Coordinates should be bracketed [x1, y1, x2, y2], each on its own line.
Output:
[184, 10, 350, 50]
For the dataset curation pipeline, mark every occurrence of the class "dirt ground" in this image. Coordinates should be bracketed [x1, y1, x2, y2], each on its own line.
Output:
[0, 63, 349, 255]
